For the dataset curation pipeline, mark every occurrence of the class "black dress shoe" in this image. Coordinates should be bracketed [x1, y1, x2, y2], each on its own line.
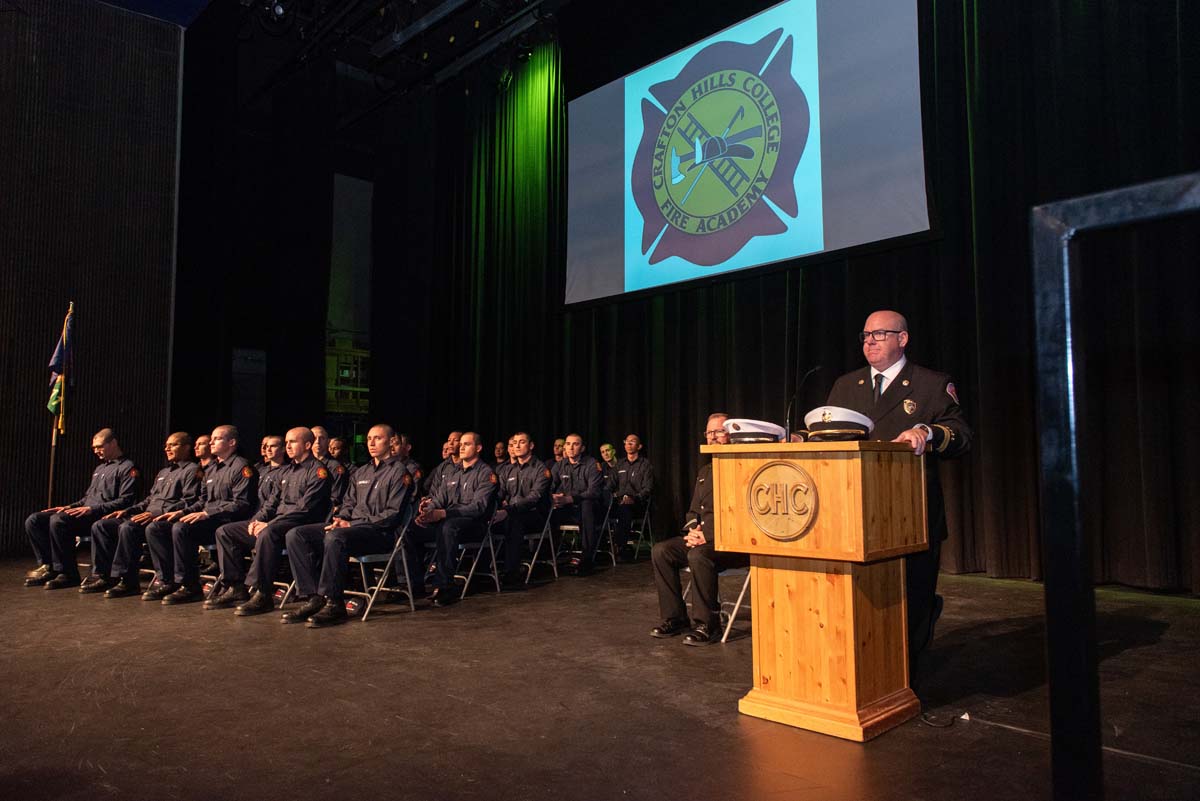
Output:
[104, 579, 140, 598]
[306, 598, 348, 628]
[572, 560, 596, 577]
[203, 584, 243, 609]
[281, 595, 326, 624]
[234, 589, 274, 616]
[44, 574, 80, 590]
[650, 618, 690, 638]
[25, 570, 58, 588]
[429, 587, 458, 608]
[682, 622, 714, 646]
[25, 564, 51, 580]
[79, 575, 113, 594]
[142, 582, 177, 601]
[162, 584, 202, 605]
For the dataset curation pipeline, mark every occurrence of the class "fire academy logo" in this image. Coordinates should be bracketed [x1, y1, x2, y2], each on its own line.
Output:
[632, 30, 810, 266]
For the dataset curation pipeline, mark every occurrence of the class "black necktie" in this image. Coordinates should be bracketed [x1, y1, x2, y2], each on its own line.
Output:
[874, 374, 885, 404]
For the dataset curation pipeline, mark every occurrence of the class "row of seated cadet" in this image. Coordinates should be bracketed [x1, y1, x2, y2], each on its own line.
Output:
[22, 423, 677, 631]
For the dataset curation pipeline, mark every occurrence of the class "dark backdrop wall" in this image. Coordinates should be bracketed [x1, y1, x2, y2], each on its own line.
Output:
[0, 0, 182, 557]
[369, 0, 1200, 591]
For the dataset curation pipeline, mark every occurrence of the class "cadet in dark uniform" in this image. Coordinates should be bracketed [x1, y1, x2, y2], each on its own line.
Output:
[85, 432, 202, 597]
[651, 413, 746, 645]
[210, 427, 331, 616]
[284, 424, 415, 627]
[411, 431, 497, 607]
[423, 431, 463, 497]
[549, 433, 606, 576]
[802, 310, 972, 672]
[390, 431, 423, 485]
[491, 432, 551, 586]
[150, 425, 257, 604]
[194, 433, 215, 471]
[610, 434, 654, 555]
[312, 425, 349, 518]
[24, 428, 139, 589]
[329, 437, 355, 482]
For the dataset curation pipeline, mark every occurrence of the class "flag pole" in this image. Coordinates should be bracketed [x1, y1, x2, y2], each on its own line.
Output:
[48, 426, 58, 508]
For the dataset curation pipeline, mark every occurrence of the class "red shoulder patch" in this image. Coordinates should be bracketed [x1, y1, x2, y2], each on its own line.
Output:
[241, 466, 254, 479]
[490, 473, 498, 484]
[336, 465, 345, 475]
[595, 462, 603, 472]
[402, 473, 412, 486]
[544, 468, 552, 479]
[946, 382, 960, 405]
[317, 466, 330, 480]
[130, 468, 139, 478]
[414, 470, 423, 482]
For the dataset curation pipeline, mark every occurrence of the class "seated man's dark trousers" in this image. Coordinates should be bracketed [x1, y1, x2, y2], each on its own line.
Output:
[89, 518, 150, 585]
[215, 520, 291, 590]
[610, 500, 648, 549]
[25, 511, 95, 582]
[156, 517, 222, 588]
[652, 536, 746, 629]
[424, 517, 487, 590]
[550, 499, 599, 564]
[286, 523, 392, 602]
[495, 509, 545, 576]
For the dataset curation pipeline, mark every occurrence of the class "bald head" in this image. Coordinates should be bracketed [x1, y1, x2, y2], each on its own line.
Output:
[861, 309, 910, 371]
[285, 426, 315, 463]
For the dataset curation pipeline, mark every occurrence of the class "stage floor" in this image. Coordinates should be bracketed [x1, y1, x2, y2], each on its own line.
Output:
[0, 559, 1195, 801]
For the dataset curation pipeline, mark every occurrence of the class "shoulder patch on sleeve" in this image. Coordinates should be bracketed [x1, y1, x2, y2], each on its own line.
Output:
[195, 468, 205, 480]
[544, 468, 552, 479]
[414, 470, 423, 482]
[946, 382, 960, 405]
[130, 468, 139, 478]
[490, 473, 498, 484]
[596, 462, 603, 472]
[402, 473, 412, 486]
[242, 466, 254, 479]
[336, 465, 345, 475]
[317, 466, 330, 480]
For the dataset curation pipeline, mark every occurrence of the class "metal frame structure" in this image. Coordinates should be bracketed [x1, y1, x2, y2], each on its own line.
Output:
[1030, 171, 1200, 801]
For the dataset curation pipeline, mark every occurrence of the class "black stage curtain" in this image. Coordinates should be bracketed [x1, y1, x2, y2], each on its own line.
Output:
[370, 0, 1200, 591]
[0, 0, 181, 557]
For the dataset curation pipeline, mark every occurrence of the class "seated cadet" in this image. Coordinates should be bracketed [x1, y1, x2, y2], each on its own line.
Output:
[423, 430, 463, 497]
[85, 432, 202, 597]
[256, 436, 270, 472]
[389, 430, 423, 484]
[149, 425, 256, 604]
[24, 428, 139, 589]
[329, 437, 354, 481]
[284, 424, 415, 627]
[549, 433, 606, 576]
[549, 437, 566, 469]
[650, 412, 746, 645]
[194, 433, 216, 471]
[599, 443, 618, 490]
[209, 427, 331, 616]
[493, 441, 507, 467]
[491, 432, 551, 586]
[256, 435, 285, 482]
[610, 433, 654, 555]
[409, 431, 497, 607]
[312, 425, 349, 518]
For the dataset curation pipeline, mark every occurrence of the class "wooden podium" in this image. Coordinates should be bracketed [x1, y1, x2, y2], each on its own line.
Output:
[704, 441, 928, 741]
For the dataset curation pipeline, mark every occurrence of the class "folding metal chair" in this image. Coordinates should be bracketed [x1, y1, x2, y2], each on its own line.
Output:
[683, 566, 751, 643]
[557, 499, 617, 568]
[628, 500, 654, 560]
[523, 513, 557, 584]
[454, 521, 500, 599]
[350, 514, 419, 621]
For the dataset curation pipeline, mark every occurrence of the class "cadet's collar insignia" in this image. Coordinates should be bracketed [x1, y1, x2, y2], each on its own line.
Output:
[902, 379, 910, 387]
[903, 399, 917, 415]
[821, 410, 833, 423]
[241, 466, 254, 478]
[317, 466, 330, 480]
[946, 382, 960, 405]
[858, 379, 865, 385]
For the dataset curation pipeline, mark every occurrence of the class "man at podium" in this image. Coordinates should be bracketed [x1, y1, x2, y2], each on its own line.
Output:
[805, 309, 971, 674]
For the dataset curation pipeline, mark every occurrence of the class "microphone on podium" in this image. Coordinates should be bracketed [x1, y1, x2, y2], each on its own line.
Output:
[785, 365, 823, 440]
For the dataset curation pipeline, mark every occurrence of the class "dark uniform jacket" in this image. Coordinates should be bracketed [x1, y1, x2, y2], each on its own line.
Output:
[67, 457, 139, 514]
[821, 360, 972, 541]
[402, 457, 423, 487]
[500, 457, 552, 515]
[612, 456, 654, 502]
[684, 462, 716, 537]
[424, 457, 458, 497]
[128, 460, 203, 517]
[186, 455, 257, 522]
[430, 460, 497, 521]
[337, 455, 414, 531]
[319, 455, 350, 509]
[551, 455, 606, 502]
[254, 456, 331, 529]
[256, 463, 286, 513]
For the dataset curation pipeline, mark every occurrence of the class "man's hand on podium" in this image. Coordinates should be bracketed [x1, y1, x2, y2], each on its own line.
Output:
[893, 426, 930, 456]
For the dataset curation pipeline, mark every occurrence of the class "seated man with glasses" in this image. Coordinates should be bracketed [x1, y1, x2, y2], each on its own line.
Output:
[649, 412, 746, 646]
[797, 309, 972, 678]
